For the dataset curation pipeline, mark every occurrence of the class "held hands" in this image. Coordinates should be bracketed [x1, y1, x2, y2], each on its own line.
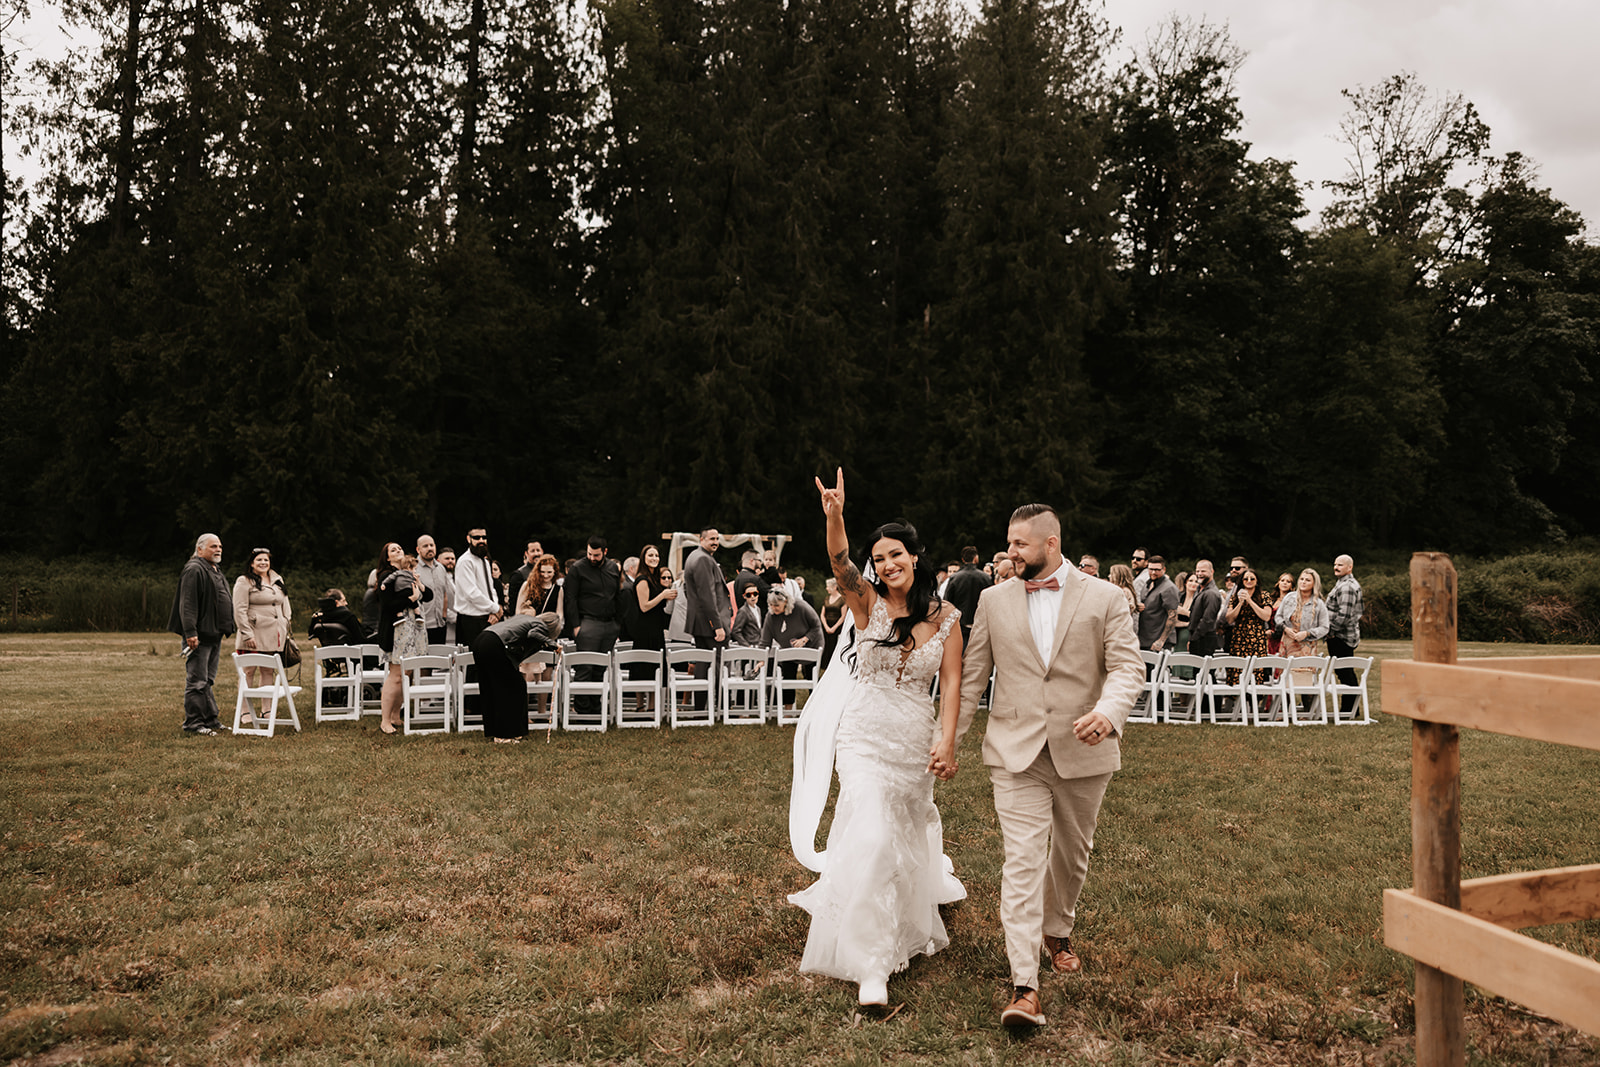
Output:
[927, 738, 958, 780]
[1073, 710, 1115, 746]
[815, 467, 845, 519]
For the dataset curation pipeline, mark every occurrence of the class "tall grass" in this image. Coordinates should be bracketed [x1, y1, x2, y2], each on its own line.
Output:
[1, 633, 1597, 1065]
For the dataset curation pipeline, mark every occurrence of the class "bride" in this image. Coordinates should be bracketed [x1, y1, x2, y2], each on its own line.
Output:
[788, 468, 966, 1007]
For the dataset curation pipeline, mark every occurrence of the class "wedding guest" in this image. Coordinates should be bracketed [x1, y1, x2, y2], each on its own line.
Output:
[375, 544, 431, 734]
[1106, 564, 1138, 616]
[1225, 568, 1273, 684]
[169, 533, 234, 736]
[308, 588, 366, 647]
[1187, 560, 1223, 657]
[731, 584, 764, 646]
[1327, 555, 1365, 716]
[1276, 569, 1330, 713]
[1267, 572, 1295, 654]
[820, 577, 847, 666]
[516, 555, 564, 619]
[473, 612, 561, 743]
[415, 535, 451, 645]
[1173, 573, 1198, 654]
[233, 548, 291, 724]
[1135, 556, 1179, 652]
[631, 545, 678, 672]
[1275, 569, 1329, 658]
[942, 546, 992, 648]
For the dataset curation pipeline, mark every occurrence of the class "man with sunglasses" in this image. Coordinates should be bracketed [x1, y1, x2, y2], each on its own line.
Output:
[1130, 548, 1150, 603]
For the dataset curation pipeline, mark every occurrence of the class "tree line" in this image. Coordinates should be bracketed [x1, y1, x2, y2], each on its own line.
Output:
[3, 0, 1597, 570]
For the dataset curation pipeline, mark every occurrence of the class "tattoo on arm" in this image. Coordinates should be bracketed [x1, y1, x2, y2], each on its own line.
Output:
[831, 550, 868, 596]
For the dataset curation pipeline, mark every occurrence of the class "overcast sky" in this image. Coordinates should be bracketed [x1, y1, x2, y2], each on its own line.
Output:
[1103, 0, 1600, 234]
[8, 0, 1599, 236]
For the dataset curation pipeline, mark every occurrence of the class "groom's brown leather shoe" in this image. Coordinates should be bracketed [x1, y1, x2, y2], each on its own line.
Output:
[1043, 934, 1081, 974]
[1000, 987, 1045, 1028]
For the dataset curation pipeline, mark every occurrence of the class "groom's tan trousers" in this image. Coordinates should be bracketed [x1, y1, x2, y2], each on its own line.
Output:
[989, 743, 1112, 990]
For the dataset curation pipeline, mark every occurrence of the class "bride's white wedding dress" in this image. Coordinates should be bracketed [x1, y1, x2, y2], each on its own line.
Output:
[788, 599, 967, 995]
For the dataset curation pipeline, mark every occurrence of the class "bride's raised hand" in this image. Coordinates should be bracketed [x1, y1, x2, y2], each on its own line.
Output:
[815, 467, 845, 519]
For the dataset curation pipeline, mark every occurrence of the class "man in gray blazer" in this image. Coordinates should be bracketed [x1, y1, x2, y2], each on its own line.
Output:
[955, 504, 1143, 1029]
[683, 526, 730, 650]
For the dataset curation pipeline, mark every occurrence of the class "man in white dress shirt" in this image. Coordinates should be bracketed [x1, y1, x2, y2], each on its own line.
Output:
[954, 504, 1143, 1029]
[454, 528, 503, 650]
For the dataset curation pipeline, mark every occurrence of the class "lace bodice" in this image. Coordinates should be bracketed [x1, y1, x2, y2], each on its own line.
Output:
[855, 599, 959, 692]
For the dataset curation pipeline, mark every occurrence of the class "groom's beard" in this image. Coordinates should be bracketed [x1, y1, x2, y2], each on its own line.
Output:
[1017, 556, 1048, 580]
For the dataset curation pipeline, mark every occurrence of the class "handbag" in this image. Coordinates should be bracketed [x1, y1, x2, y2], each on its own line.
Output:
[281, 636, 303, 667]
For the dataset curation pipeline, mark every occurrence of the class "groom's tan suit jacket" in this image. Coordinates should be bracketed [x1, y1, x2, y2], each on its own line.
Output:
[956, 565, 1144, 777]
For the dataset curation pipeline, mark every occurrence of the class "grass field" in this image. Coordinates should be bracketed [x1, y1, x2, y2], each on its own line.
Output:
[2, 635, 1596, 1066]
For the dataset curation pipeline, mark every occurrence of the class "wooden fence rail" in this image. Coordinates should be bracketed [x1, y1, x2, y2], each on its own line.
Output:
[1380, 552, 1600, 1066]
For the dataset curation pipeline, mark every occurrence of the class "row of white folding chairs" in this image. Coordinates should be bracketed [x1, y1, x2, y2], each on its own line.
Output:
[1128, 651, 1375, 727]
[310, 642, 826, 734]
[567, 644, 826, 731]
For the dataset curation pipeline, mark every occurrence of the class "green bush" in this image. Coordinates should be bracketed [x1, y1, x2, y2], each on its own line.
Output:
[5, 549, 1600, 643]
[0, 554, 372, 634]
[1359, 551, 1600, 643]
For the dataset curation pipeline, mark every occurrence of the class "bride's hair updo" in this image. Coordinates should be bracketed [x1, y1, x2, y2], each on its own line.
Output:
[864, 520, 942, 651]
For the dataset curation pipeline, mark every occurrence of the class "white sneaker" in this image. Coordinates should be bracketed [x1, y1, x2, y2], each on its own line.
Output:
[857, 977, 888, 1006]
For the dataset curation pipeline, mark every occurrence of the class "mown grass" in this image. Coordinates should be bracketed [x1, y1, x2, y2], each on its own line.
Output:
[1, 634, 1597, 1065]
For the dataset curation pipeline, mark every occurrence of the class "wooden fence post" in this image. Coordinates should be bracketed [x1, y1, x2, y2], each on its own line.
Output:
[1410, 552, 1464, 1066]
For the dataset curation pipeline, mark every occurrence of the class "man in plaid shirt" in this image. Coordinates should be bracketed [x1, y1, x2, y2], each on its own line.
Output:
[1327, 555, 1364, 715]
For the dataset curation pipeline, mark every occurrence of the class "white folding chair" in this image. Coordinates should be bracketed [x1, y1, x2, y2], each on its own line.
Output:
[1328, 656, 1376, 724]
[1245, 655, 1291, 726]
[614, 649, 665, 728]
[232, 652, 303, 736]
[771, 647, 823, 726]
[360, 643, 386, 718]
[451, 650, 482, 732]
[667, 648, 716, 727]
[427, 643, 461, 657]
[1157, 652, 1206, 724]
[560, 651, 611, 732]
[400, 655, 453, 734]
[313, 644, 363, 723]
[719, 647, 769, 725]
[522, 649, 560, 730]
[1286, 656, 1331, 725]
[1128, 649, 1165, 723]
[1204, 655, 1250, 724]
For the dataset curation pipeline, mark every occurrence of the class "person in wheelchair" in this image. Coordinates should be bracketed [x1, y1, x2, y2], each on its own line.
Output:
[308, 589, 370, 707]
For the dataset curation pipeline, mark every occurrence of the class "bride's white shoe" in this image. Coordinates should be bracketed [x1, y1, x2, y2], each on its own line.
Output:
[857, 977, 888, 1006]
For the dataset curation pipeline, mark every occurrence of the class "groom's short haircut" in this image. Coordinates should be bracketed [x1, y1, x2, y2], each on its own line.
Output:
[1009, 503, 1060, 536]
[961, 545, 980, 564]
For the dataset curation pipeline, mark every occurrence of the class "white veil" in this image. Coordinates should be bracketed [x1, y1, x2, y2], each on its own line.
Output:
[788, 614, 858, 873]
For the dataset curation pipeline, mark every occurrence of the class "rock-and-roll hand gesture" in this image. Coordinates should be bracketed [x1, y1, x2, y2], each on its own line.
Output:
[815, 467, 845, 519]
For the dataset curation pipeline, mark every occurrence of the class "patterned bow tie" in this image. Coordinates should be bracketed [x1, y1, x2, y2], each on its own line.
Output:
[1024, 578, 1060, 593]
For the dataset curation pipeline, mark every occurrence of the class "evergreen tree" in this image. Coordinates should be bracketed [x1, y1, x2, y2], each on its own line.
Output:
[925, 0, 1117, 548]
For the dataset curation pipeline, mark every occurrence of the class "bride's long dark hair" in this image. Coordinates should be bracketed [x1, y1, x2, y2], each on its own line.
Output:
[863, 520, 942, 651]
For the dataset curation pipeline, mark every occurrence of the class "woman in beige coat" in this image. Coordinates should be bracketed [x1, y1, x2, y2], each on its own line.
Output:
[234, 548, 292, 722]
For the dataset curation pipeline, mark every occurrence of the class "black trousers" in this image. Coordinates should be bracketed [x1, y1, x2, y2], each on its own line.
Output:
[575, 618, 620, 712]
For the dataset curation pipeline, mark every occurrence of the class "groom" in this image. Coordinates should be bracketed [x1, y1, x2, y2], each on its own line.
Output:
[952, 503, 1143, 1028]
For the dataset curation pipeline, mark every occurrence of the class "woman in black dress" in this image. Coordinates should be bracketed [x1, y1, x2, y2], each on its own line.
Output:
[631, 544, 678, 676]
